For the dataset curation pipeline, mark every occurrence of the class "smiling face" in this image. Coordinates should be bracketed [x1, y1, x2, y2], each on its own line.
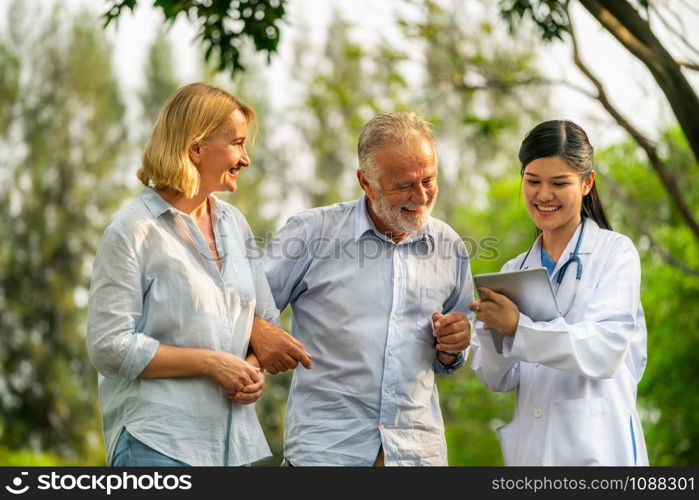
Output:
[191, 108, 250, 194]
[358, 137, 438, 237]
[523, 155, 594, 235]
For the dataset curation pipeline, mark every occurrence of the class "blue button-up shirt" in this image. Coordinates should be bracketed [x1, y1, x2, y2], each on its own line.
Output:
[87, 187, 278, 466]
[263, 195, 473, 465]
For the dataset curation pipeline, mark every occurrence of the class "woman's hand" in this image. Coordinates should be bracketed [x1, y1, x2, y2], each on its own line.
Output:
[227, 371, 265, 405]
[470, 287, 520, 337]
[226, 353, 265, 405]
[206, 352, 262, 396]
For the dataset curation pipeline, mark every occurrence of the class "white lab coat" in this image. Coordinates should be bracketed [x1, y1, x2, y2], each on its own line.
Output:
[471, 219, 648, 465]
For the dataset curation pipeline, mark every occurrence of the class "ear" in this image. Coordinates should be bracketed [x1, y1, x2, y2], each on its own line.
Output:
[188, 141, 201, 166]
[583, 170, 595, 196]
[357, 169, 376, 199]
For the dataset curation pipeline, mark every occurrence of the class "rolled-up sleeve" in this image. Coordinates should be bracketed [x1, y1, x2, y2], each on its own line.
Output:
[434, 349, 466, 374]
[87, 224, 159, 379]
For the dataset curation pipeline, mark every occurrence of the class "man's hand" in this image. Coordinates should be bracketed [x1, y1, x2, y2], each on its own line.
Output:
[249, 317, 313, 374]
[432, 311, 471, 365]
[469, 287, 520, 336]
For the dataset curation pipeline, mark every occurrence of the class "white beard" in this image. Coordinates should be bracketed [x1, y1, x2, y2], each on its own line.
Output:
[371, 192, 435, 234]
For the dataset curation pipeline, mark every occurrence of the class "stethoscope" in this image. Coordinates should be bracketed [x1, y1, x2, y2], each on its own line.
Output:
[519, 217, 587, 316]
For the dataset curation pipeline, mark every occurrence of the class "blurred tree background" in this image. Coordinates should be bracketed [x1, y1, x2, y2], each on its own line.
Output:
[1, 0, 697, 465]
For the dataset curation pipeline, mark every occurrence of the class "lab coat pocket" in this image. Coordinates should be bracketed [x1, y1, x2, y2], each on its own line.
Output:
[496, 421, 520, 466]
[416, 288, 441, 343]
[547, 397, 613, 465]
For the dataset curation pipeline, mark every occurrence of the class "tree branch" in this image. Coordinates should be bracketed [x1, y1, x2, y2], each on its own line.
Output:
[451, 74, 599, 101]
[678, 61, 699, 72]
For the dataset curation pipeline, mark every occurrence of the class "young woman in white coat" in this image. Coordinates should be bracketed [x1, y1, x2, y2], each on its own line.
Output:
[470, 120, 648, 466]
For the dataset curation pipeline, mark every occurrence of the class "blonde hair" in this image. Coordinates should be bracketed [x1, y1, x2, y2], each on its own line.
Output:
[138, 82, 254, 198]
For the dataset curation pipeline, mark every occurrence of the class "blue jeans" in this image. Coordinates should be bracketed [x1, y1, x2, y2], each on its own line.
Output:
[111, 428, 189, 467]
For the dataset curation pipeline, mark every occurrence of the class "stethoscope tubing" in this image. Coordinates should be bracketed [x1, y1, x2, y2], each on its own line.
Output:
[519, 217, 587, 317]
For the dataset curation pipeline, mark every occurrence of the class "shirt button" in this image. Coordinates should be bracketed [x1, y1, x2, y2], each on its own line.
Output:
[533, 408, 543, 418]
[391, 314, 397, 320]
[535, 363, 541, 368]
[388, 350, 394, 356]
[385, 387, 391, 393]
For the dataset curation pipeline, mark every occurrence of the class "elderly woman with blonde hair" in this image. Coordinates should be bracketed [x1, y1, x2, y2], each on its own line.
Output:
[87, 82, 286, 466]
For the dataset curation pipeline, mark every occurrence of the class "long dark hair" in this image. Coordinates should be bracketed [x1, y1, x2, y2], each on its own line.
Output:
[519, 120, 612, 230]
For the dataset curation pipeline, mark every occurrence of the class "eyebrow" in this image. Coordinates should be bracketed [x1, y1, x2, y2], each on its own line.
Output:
[524, 173, 573, 179]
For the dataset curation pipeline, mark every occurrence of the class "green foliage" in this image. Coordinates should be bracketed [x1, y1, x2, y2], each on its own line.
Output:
[103, 0, 287, 76]
[499, 0, 649, 43]
[441, 373, 514, 465]
[499, 0, 570, 42]
[598, 128, 699, 465]
[0, 2, 128, 461]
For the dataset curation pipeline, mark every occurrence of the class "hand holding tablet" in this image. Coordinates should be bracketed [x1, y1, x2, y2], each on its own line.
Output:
[472, 268, 560, 352]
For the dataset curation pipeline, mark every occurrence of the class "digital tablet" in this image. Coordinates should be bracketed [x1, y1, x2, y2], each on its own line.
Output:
[473, 267, 560, 353]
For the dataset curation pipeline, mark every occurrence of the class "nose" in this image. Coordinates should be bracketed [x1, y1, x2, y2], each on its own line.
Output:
[412, 183, 429, 205]
[239, 145, 250, 167]
[537, 183, 553, 202]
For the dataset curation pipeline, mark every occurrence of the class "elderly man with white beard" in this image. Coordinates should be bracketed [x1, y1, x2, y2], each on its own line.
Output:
[255, 112, 473, 466]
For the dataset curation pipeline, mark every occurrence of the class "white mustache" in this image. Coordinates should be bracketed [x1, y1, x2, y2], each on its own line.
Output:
[401, 200, 432, 211]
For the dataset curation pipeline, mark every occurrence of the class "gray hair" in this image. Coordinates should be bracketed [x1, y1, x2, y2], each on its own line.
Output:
[358, 112, 435, 186]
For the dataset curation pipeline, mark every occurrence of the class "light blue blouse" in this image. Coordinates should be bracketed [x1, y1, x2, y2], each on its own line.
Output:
[87, 187, 278, 466]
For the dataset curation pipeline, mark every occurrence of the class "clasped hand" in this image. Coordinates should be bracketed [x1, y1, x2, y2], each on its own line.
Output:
[432, 310, 471, 354]
[208, 352, 265, 405]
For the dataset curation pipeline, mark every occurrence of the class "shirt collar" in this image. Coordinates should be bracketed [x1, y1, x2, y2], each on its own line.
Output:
[140, 186, 176, 218]
[140, 186, 228, 221]
[353, 194, 433, 245]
